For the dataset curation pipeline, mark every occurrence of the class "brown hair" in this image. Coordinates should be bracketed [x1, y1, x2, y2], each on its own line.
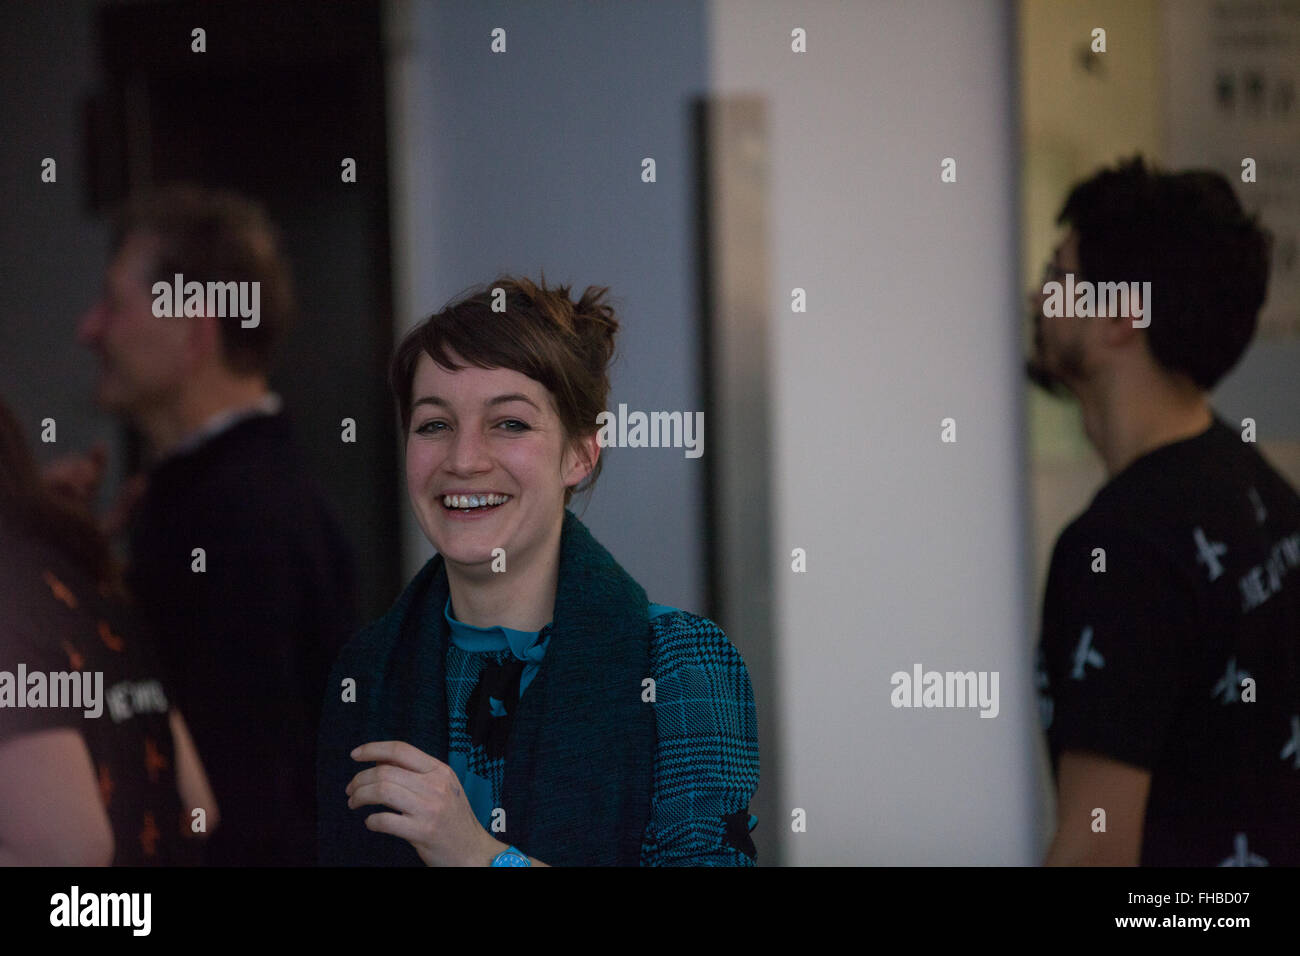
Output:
[111, 184, 296, 376]
[0, 398, 120, 590]
[389, 274, 619, 505]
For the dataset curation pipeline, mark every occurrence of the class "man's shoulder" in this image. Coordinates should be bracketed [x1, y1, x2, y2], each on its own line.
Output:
[1049, 504, 1163, 568]
[1043, 501, 1196, 618]
[1051, 436, 1248, 569]
[1062, 423, 1300, 573]
[190, 411, 307, 485]
[1094, 419, 1297, 524]
[154, 413, 342, 530]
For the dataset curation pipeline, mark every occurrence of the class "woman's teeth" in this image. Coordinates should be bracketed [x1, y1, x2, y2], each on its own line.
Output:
[442, 493, 511, 510]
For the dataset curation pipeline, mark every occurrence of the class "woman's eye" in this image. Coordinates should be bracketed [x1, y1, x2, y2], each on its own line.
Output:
[415, 420, 447, 435]
[498, 419, 529, 432]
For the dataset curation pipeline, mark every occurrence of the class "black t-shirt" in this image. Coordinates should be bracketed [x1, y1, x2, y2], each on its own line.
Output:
[0, 522, 199, 865]
[1036, 417, 1300, 866]
[127, 410, 356, 866]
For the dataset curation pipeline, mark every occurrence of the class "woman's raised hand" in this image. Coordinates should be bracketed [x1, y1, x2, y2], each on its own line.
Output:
[345, 740, 501, 867]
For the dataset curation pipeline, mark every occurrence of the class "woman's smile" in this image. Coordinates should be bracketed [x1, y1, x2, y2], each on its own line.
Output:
[440, 492, 513, 518]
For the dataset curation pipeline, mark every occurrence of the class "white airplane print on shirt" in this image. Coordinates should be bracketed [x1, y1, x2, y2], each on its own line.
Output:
[1281, 715, 1300, 769]
[1219, 833, 1268, 867]
[1211, 657, 1251, 705]
[1193, 526, 1228, 582]
[1070, 625, 1104, 680]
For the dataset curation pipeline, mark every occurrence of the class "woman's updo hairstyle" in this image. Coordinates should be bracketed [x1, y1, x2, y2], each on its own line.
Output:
[389, 274, 620, 505]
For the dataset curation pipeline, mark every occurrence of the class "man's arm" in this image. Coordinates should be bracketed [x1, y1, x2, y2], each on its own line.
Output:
[1044, 751, 1150, 866]
[169, 708, 219, 838]
[1037, 522, 1193, 867]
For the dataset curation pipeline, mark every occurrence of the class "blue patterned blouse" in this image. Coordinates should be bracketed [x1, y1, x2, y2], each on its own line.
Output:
[443, 598, 759, 865]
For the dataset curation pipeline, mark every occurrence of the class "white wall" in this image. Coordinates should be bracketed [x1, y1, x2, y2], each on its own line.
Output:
[711, 0, 1039, 864]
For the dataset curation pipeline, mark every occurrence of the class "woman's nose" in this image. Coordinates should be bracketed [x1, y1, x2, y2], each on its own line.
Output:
[446, 426, 492, 472]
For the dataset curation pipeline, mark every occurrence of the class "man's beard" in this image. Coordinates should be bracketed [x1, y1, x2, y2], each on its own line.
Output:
[1024, 310, 1077, 397]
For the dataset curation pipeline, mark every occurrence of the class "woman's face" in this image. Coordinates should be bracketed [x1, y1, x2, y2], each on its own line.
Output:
[404, 350, 594, 572]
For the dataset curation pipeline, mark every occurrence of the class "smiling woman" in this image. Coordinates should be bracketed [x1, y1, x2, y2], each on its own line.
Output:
[398, 346, 590, 602]
[316, 275, 760, 867]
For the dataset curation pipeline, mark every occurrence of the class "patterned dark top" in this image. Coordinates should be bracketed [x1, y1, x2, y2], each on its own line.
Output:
[1036, 418, 1300, 865]
[0, 525, 197, 865]
[444, 599, 759, 865]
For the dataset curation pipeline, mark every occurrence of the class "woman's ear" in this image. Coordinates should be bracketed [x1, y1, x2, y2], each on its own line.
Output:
[563, 433, 600, 488]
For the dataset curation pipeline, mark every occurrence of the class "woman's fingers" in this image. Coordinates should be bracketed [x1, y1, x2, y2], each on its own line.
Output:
[361, 811, 423, 844]
[350, 740, 441, 774]
[344, 742, 480, 866]
[347, 778, 422, 815]
[346, 762, 424, 798]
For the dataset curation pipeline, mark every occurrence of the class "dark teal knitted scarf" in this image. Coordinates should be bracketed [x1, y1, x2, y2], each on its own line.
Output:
[317, 509, 655, 866]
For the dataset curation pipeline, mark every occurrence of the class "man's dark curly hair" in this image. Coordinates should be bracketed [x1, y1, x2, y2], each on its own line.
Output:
[1057, 155, 1272, 390]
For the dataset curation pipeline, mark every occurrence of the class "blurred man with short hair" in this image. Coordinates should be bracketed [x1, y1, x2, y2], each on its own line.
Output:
[1030, 156, 1299, 866]
[65, 184, 357, 865]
